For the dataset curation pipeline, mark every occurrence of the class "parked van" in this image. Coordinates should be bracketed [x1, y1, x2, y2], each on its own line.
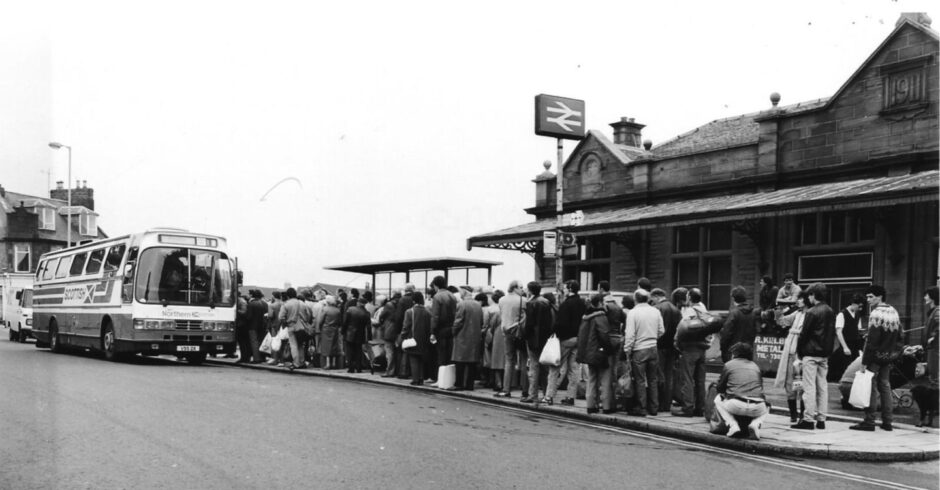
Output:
[2, 272, 34, 342]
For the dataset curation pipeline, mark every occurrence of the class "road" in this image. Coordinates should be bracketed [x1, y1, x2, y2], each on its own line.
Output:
[0, 336, 937, 490]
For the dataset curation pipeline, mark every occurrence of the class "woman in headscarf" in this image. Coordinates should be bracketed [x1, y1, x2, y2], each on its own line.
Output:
[317, 295, 343, 369]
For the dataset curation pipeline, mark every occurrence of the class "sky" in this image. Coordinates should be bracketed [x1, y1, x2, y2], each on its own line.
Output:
[1, 0, 936, 291]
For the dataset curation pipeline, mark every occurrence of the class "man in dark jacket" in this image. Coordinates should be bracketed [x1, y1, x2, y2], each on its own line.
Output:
[792, 282, 835, 430]
[342, 298, 372, 373]
[244, 289, 268, 363]
[545, 280, 585, 406]
[577, 293, 614, 413]
[430, 276, 457, 373]
[521, 281, 553, 403]
[720, 286, 758, 363]
[653, 288, 682, 412]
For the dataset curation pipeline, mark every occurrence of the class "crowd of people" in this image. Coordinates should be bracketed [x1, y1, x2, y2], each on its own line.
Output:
[227, 275, 940, 439]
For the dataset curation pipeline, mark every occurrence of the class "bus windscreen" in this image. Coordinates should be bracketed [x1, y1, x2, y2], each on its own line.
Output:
[134, 247, 234, 306]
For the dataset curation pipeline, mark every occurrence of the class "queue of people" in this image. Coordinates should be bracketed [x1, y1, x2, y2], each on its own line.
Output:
[230, 278, 939, 436]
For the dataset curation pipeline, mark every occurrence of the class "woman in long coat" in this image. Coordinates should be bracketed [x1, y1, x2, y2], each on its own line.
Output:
[401, 292, 431, 385]
[317, 295, 343, 369]
[452, 289, 484, 390]
[483, 289, 503, 388]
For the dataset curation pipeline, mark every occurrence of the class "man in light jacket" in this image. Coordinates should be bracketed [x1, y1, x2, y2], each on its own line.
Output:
[623, 289, 665, 416]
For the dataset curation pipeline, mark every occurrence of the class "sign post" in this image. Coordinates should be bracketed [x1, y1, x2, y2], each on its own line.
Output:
[535, 94, 585, 287]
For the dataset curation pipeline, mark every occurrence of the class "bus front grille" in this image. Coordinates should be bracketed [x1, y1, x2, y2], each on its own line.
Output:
[175, 320, 203, 331]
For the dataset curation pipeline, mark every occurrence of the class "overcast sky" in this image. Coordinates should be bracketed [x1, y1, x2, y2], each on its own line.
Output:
[1, 0, 935, 291]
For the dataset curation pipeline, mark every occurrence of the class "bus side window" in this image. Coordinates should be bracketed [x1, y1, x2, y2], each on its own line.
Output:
[41, 258, 58, 281]
[54, 256, 70, 279]
[85, 249, 105, 275]
[104, 244, 126, 272]
[122, 247, 138, 303]
[69, 252, 88, 276]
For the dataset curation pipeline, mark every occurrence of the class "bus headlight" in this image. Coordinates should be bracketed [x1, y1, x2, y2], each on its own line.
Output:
[202, 321, 234, 332]
[25, 318, 32, 326]
[133, 319, 177, 330]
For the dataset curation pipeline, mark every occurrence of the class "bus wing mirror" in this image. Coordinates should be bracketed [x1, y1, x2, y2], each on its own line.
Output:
[124, 263, 134, 277]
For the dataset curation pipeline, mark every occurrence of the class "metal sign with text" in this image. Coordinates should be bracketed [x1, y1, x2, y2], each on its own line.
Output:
[534, 94, 585, 140]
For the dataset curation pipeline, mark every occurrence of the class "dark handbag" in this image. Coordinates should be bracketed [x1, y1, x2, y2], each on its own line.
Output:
[676, 309, 723, 342]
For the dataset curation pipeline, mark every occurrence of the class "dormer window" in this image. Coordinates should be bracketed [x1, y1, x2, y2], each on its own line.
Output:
[38, 207, 56, 231]
[79, 210, 97, 237]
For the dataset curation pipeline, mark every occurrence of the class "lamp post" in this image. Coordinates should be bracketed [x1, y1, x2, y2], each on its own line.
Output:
[48, 142, 72, 248]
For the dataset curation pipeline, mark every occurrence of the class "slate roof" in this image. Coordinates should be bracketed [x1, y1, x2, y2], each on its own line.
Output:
[469, 170, 938, 246]
[1, 189, 103, 242]
[649, 99, 829, 160]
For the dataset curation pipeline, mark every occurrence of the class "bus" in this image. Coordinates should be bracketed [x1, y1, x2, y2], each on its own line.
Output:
[31, 229, 238, 363]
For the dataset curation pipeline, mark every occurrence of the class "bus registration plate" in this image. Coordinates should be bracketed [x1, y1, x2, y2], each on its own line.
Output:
[176, 345, 200, 352]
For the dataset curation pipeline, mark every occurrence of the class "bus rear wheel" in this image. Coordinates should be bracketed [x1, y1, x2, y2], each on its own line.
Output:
[102, 322, 121, 362]
[49, 321, 62, 353]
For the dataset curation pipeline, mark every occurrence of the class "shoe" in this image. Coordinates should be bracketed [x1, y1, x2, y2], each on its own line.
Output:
[381, 374, 395, 378]
[790, 420, 815, 430]
[346, 369, 355, 373]
[880, 422, 893, 431]
[560, 398, 575, 406]
[265, 359, 277, 365]
[540, 397, 553, 406]
[692, 410, 704, 417]
[587, 408, 599, 414]
[602, 409, 617, 414]
[672, 410, 695, 417]
[520, 396, 535, 403]
[522, 392, 529, 398]
[410, 380, 423, 386]
[276, 363, 285, 367]
[629, 410, 647, 417]
[444, 386, 462, 392]
[849, 423, 875, 431]
[748, 423, 761, 440]
[726, 425, 741, 438]
[648, 411, 658, 416]
[816, 421, 826, 430]
[494, 392, 511, 398]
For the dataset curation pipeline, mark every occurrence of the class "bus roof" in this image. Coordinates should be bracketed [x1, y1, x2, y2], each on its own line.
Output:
[38, 229, 228, 260]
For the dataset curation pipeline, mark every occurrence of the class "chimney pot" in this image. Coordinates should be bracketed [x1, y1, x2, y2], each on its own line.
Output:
[643, 139, 653, 151]
[770, 92, 781, 107]
[82, 180, 87, 188]
[75, 179, 80, 188]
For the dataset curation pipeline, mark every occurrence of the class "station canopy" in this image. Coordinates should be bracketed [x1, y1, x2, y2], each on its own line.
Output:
[325, 257, 503, 293]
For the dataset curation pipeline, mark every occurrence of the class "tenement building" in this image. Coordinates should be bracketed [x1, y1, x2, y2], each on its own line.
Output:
[0, 180, 101, 275]
[468, 13, 939, 342]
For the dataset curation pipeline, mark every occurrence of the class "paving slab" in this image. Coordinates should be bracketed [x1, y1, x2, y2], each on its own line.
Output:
[205, 358, 940, 462]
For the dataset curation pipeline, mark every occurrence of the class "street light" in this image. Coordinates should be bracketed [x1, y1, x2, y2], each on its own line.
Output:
[48, 142, 72, 248]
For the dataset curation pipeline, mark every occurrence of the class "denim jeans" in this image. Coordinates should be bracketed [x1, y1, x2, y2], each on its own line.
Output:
[658, 348, 678, 412]
[863, 361, 893, 425]
[586, 363, 612, 410]
[801, 356, 828, 422]
[678, 347, 706, 413]
[631, 347, 659, 414]
[502, 336, 529, 395]
[526, 346, 543, 399]
[545, 337, 578, 401]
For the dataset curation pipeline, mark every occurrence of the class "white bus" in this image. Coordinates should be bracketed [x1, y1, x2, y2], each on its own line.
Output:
[31, 229, 238, 363]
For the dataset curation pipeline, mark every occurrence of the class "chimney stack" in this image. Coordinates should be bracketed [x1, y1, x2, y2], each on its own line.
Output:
[50, 180, 95, 210]
[609, 117, 645, 148]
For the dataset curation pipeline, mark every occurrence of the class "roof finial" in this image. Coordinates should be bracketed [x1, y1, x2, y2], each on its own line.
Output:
[770, 92, 781, 107]
[543, 160, 552, 171]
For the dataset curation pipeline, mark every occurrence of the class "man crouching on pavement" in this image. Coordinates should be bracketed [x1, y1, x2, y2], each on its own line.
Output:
[714, 342, 769, 440]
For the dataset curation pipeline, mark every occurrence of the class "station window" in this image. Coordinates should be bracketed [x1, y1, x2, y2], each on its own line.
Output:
[798, 211, 874, 246]
[672, 225, 733, 309]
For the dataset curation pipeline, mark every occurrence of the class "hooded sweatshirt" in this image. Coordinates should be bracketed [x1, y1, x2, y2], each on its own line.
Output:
[720, 302, 758, 353]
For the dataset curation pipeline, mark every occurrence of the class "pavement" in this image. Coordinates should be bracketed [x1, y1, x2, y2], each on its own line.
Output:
[204, 356, 940, 462]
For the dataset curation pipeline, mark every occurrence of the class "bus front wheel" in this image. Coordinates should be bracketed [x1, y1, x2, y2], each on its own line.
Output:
[102, 322, 121, 362]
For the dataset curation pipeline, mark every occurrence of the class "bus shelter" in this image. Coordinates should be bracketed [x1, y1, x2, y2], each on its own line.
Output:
[324, 257, 502, 296]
